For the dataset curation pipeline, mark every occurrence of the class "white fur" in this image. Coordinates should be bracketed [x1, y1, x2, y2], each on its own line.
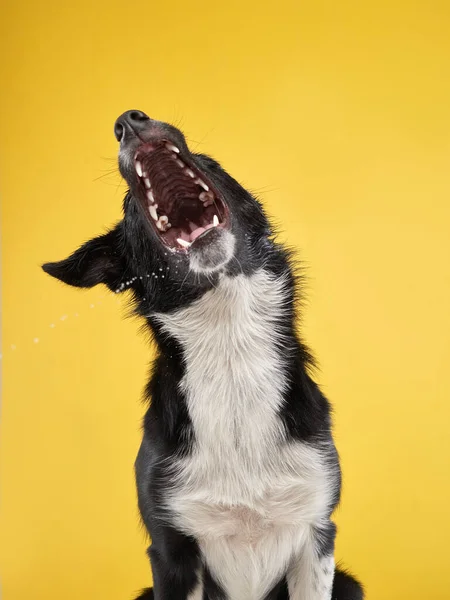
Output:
[189, 229, 236, 274]
[154, 270, 336, 599]
[287, 549, 335, 600]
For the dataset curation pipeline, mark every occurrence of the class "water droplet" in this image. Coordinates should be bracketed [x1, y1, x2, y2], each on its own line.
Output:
[33, 338, 39, 344]
[50, 323, 55, 328]
[11, 344, 16, 350]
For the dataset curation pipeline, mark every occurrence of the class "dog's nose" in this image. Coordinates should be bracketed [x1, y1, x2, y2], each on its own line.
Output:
[114, 110, 150, 142]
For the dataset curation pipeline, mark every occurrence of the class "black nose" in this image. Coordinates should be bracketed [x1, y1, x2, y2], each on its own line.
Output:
[114, 110, 150, 142]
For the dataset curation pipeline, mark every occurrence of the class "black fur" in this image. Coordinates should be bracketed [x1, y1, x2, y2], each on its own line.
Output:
[314, 522, 337, 558]
[331, 570, 364, 600]
[43, 111, 364, 599]
[133, 568, 362, 600]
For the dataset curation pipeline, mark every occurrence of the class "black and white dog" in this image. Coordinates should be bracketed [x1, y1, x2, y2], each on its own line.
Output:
[43, 110, 364, 600]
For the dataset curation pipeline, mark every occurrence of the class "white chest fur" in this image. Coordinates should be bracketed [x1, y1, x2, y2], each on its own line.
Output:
[155, 270, 334, 599]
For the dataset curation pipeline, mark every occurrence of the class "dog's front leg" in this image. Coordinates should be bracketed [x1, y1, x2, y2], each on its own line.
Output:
[286, 522, 336, 600]
[147, 524, 203, 600]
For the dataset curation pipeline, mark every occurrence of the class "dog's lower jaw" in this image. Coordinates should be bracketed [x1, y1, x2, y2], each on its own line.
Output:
[189, 228, 236, 274]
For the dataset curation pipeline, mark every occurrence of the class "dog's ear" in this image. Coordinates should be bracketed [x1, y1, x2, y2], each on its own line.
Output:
[42, 223, 125, 290]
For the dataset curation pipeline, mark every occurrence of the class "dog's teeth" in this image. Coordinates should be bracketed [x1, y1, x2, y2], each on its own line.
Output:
[196, 178, 209, 191]
[184, 168, 195, 178]
[156, 215, 171, 231]
[175, 158, 185, 169]
[177, 238, 192, 248]
[213, 214, 219, 227]
[199, 191, 214, 203]
[144, 178, 151, 189]
[166, 143, 180, 154]
[135, 161, 143, 177]
[147, 190, 155, 203]
[149, 205, 158, 220]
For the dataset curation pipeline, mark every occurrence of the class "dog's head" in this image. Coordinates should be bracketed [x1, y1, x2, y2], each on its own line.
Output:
[43, 110, 277, 312]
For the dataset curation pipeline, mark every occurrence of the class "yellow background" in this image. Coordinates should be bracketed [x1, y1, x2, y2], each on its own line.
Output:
[1, 1, 450, 598]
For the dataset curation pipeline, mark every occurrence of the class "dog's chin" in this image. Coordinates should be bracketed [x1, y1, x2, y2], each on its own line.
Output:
[189, 228, 235, 274]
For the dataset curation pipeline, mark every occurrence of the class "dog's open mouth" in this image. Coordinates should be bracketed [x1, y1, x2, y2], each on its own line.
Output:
[133, 142, 229, 252]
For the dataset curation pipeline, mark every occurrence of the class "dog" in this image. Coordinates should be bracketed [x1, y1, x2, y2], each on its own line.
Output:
[43, 110, 364, 600]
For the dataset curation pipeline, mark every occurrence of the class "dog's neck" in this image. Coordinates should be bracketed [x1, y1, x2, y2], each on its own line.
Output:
[154, 268, 297, 455]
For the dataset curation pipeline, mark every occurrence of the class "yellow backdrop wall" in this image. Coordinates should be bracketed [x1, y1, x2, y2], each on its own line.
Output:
[1, 1, 450, 599]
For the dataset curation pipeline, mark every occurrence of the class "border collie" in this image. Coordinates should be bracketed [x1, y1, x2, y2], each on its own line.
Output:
[43, 110, 364, 600]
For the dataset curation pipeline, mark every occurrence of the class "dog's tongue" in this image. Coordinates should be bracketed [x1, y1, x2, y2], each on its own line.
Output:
[190, 223, 216, 242]
[190, 227, 206, 241]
